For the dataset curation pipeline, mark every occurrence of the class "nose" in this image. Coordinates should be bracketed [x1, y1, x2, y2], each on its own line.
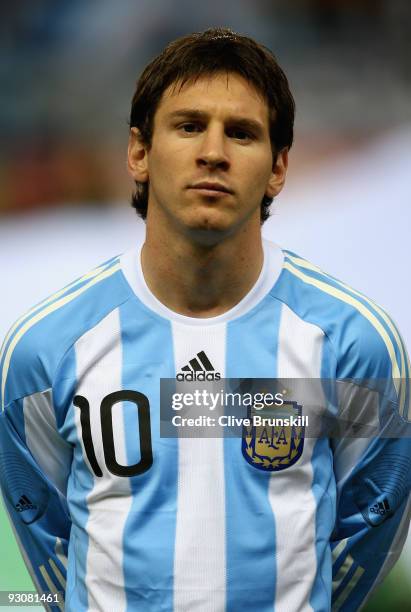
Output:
[196, 125, 230, 171]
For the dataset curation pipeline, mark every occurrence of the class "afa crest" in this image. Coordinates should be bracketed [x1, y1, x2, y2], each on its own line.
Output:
[242, 401, 305, 472]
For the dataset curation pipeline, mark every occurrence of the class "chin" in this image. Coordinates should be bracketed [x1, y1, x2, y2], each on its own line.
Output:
[181, 212, 235, 245]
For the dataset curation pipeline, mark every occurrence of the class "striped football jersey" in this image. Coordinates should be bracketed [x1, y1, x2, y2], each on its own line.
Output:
[0, 239, 410, 612]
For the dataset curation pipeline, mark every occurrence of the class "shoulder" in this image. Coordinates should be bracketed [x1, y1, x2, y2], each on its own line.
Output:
[270, 246, 408, 408]
[0, 254, 133, 408]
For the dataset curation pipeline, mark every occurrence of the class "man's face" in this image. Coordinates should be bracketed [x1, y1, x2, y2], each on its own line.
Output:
[129, 72, 287, 242]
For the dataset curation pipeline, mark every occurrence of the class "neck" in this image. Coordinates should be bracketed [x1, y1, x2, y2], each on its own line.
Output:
[141, 221, 264, 318]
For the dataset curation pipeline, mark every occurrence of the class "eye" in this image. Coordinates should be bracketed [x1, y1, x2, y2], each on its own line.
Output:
[179, 122, 203, 134]
[227, 127, 253, 141]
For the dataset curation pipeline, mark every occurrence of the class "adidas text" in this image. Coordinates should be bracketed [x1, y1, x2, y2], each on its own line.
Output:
[176, 371, 221, 381]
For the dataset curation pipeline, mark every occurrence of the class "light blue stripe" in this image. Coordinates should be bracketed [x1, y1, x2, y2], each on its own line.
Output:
[4, 396, 27, 444]
[57, 346, 89, 612]
[309, 439, 335, 612]
[225, 296, 281, 611]
[309, 336, 336, 611]
[119, 299, 177, 612]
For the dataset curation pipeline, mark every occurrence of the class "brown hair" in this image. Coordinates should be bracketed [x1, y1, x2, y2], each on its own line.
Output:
[129, 27, 295, 222]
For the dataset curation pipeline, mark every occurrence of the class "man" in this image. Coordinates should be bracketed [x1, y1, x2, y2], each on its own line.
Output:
[0, 28, 410, 612]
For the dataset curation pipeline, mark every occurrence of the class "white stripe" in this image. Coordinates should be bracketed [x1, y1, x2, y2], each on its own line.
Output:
[23, 390, 72, 496]
[1, 262, 121, 410]
[332, 553, 355, 593]
[39, 565, 64, 611]
[55, 538, 68, 569]
[332, 438, 372, 499]
[333, 566, 365, 611]
[172, 322, 227, 611]
[74, 308, 131, 612]
[270, 303, 325, 611]
[332, 538, 348, 565]
[49, 558, 67, 590]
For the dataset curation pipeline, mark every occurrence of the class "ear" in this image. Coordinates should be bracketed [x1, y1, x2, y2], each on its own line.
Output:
[127, 127, 149, 183]
[265, 148, 288, 199]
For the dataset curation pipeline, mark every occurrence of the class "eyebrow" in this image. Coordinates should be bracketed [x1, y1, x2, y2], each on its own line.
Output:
[166, 109, 265, 135]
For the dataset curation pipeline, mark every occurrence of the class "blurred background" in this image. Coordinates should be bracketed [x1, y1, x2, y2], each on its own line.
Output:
[1, 1, 410, 610]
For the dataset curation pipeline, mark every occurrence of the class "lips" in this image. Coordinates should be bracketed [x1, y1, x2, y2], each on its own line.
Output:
[189, 181, 233, 194]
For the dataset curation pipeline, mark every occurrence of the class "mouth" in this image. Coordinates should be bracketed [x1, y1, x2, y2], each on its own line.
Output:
[188, 182, 233, 196]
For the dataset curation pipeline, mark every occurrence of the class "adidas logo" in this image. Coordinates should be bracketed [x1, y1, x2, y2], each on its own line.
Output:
[15, 495, 37, 513]
[369, 498, 390, 517]
[176, 351, 221, 381]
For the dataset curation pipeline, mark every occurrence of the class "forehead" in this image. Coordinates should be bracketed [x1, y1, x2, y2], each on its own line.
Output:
[155, 72, 269, 125]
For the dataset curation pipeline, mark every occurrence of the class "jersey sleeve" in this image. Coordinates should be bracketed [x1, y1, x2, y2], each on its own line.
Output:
[330, 358, 411, 610]
[0, 396, 72, 611]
